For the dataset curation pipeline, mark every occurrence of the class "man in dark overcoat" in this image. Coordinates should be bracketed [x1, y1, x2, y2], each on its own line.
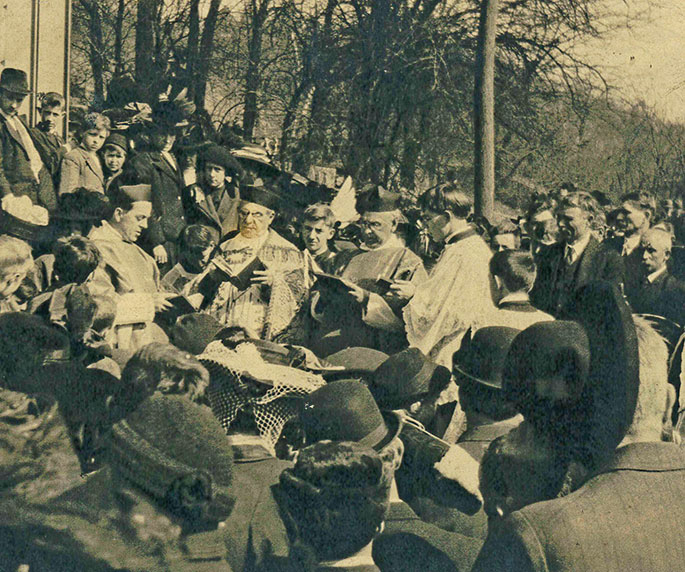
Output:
[0, 68, 56, 211]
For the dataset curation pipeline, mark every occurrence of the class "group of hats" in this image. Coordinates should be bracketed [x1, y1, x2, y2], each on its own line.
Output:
[300, 281, 639, 471]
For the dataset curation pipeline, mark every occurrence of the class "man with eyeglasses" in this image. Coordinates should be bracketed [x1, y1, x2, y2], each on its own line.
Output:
[310, 185, 428, 356]
[201, 183, 309, 340]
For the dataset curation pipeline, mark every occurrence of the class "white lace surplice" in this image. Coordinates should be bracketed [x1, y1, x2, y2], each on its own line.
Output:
[404, 234, 497, 367]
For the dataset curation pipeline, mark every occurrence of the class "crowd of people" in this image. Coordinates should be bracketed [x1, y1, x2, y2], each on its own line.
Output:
[1, 65, 684, 571]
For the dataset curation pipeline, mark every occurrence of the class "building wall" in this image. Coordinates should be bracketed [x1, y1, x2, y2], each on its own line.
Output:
[0, 0, 69, 131]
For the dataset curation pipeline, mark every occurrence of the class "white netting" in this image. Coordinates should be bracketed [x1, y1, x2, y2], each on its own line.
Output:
[199, 341, 326, 453]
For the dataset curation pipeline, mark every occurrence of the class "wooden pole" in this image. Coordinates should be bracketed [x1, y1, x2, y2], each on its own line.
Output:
[473, 0, 499, 221]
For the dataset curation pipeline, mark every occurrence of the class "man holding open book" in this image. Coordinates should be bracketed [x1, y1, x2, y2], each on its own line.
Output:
[199, 183, 309, 340]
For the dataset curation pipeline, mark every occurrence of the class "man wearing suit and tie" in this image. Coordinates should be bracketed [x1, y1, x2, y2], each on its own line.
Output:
[0, 68, 57, 211]
[625, 225, 685, 327]
[530, 191, 624, 315]
[182, 144, 243, 242]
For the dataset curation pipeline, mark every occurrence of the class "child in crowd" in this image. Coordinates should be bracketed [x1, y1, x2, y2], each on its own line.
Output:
[32, 92, 68, 187]
[59, 112, 110, 195]
[161, 224, 216, 294]
[0, 234, 34, 313]
[101, 133, 127, 194]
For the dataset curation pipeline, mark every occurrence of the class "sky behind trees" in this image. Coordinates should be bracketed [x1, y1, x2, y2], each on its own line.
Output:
[576, 0, 685, 122]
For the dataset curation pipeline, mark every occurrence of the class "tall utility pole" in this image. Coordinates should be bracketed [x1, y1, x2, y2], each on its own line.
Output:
[473, 0, 499, 221]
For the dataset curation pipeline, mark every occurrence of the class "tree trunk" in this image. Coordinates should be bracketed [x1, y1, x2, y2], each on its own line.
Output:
[196, 0, 222, 108]
[81, 0, 106, 104]
[114, 0, 126, 76]
[242, 0, 271, 141]
[135, 0, 158, 99]
[187, 0, 201, 89]
[473, 0, 499, 221]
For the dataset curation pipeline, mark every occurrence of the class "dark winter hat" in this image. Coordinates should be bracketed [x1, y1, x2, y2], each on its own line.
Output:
[503, 281, 639, 469]
[151, 100, 189, 129]
[240, 183, 283, 211]
[324, 347, 389, 380]
[302, 380, 403, 451]
[371, 348, 451, 409]
[200, 145, 244, 179]
[103, 133, 128, 155]
[453, 327, 522, 390]
[110, 394, 234, 520]
[170, 313, 225, 356]
[52, 188, 113, 221]
[0, 68, 31, 95]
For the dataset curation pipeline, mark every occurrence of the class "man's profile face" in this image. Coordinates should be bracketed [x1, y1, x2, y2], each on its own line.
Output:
[556, 206, 591, 244]
[301, 218, 335, 255]
[113, 201, 152, 242]
[359, 211, 396, 248]
[238, 201, 274, 239]
[0, 89, 26, 117]
[640, 231, 670, 274]
[619, 202, 649, 236]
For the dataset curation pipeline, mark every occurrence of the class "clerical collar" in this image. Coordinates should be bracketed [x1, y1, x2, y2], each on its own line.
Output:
[646, 265, 668, 284]
[445, 225, 478, 245]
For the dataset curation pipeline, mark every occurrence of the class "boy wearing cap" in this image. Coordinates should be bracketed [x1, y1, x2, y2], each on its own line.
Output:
[101, 133, 128, 194]
[0, 68, 57, 211]
[182, 144, 243, 241]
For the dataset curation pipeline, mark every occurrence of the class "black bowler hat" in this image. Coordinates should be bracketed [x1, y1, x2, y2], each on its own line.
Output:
[503, 281, 639, 469]
[357, 185, 400, 214]
[371, 348, 451, 409]
[453, 327, 522, 390]
[0, 68, 31, 95]
[240, 183, 283, 211]
[302, 380, 403, 451]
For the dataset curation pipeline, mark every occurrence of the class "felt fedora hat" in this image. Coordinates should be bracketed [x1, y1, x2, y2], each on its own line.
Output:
[0, 68, 31, 95]
[502, 281, 639, 468]
[302, 380, 403, 452]
[453, 326, 522, 390]
[371, 348, 451, 409]
[323, 347, 389, 381]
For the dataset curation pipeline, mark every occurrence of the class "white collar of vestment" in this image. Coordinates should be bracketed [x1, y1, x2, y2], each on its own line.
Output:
[89, 220, 126, 243]
[647, 265, 668, 284]
[222, 229, 270, 251]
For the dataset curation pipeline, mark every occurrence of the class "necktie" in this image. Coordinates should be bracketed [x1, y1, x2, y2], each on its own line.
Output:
[564, 245, 575, 266]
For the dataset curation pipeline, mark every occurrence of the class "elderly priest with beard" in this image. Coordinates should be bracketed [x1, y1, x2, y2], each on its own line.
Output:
[199, 183, 310, 340]
[310, 186, 428, 356]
